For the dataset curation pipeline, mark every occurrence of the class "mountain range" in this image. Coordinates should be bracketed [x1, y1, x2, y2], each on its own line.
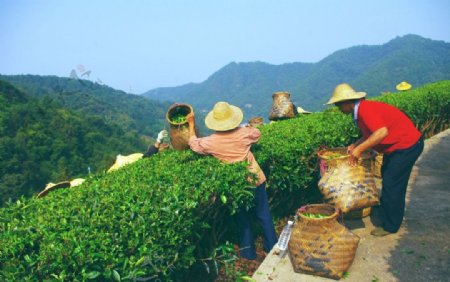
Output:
[142, 34, 450, 120]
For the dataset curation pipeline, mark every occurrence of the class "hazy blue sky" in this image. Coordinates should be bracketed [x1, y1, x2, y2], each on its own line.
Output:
[1, 0, 449, 93]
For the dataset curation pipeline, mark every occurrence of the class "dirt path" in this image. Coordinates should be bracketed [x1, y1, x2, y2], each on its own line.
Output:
[252, 129, 450, 282]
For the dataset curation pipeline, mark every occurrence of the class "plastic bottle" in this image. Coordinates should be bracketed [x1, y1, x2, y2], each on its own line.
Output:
[276, 220, 294, 255]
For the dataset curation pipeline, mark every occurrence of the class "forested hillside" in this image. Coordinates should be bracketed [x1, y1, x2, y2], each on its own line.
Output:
[0, 81, 147, 205]
[0, 74, 171, 140]
[143, 34, 450, 120]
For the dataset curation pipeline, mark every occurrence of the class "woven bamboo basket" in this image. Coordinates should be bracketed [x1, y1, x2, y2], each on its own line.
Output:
[289, 204, 360, 279]
[248, 116, 264, 127]
[166, 103, 199, 150]
[344, 207, 372, 219]
[372, 152, 383, 178]
[317, 147, 373, 172]
[268, 91, 295, 121]
[317, 147, 379, 213]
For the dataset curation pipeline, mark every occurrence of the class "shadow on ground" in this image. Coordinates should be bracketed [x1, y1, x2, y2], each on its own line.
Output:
[387, 134, 450, 282]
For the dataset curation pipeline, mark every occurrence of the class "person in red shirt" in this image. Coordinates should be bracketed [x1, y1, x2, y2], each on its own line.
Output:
[186, 102, 277, 260]
[327, 83, 424, 236]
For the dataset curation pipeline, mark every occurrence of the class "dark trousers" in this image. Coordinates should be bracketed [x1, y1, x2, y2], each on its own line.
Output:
[380, 137, 424, 233]
[234, 183, 278, 260]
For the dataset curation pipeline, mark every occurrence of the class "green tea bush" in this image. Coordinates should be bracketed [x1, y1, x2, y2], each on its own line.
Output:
[375, 81, 450, 138]
[253, 111, 359, 216]
[1, 81, 449, 281]
[253, 80, 449, 216]
[0, 151, 253, 281]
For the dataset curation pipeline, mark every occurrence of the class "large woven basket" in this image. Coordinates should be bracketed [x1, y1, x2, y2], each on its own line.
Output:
[317, 147, 373, 172]
[317, 147, 379, 213]
[268, 91, 295, 121]
[248, 116, 264, 127]
[372, 152, 383, 178]
[343, 207, 372, 219]
[166, 103, 199, 150]
[289, 204, 360, 279]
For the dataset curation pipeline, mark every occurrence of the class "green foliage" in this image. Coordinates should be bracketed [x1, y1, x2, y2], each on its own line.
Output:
[374, 81, 450, 138]
[0, 80, 448, 281]
[0, 74, 172, 139]
[0, 81, 146, 205]
[0, 150, 253, 281]
[253, 112, 359, 216]
[143, 34, 450, 120]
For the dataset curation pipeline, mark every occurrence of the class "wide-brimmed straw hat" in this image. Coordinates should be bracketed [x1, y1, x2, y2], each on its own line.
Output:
[297, 106, 312, 114]
[326, 83, 366, 105]
[396, 81, 412, 91]
[205, 102, 243, 131]
[70, 178, 85, 187]
[37, 181, 71, 198]
[107, 153, 143, 172]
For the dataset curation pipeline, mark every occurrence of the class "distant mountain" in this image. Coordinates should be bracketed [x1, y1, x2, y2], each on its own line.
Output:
[0, 80, 148, 205]
[0, 74, 172, 140]
[142, 34, 450, 120]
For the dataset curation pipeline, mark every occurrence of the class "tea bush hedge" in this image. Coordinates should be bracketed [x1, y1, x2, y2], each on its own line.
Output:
[1, 80, 449, 281]
[0, 151, 253, 281]
[375, 81, 450, 138]
[253, 80, 450, 216]
[253, 111, 359, 216]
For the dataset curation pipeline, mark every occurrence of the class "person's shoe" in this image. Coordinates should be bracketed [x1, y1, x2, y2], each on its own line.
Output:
[370, 227, 392, 237]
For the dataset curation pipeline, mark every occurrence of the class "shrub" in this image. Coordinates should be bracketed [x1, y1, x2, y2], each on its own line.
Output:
[253, 111, 359, 216]
[0, 151, 253, 281]
[375, 81, 450, 138]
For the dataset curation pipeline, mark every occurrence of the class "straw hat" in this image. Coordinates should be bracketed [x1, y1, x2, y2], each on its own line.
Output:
[396, 81, 412, 91]
[248, 116, 264, 127]
[70, 178, 85, 187]
[205, 102, 243, 131]
[107, 153, 143, 172]
[37, 181, 71, 198]
[297, 106, 312, 114]
[326, 83, 366, 105]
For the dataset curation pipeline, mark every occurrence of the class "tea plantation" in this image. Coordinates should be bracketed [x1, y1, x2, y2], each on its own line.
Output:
[1, 81, 449, 281]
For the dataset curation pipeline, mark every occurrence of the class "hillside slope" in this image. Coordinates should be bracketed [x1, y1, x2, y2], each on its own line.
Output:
[0, 74, 172, 139]
[0, 80, 147, 205]
[143, 34, 450, 120]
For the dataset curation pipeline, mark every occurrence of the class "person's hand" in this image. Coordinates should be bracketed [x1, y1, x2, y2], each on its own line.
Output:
[348, 146, 362, 166]
[186, 113, 195, 124]
[157, 130, 168, 143]
[158, 143, 170, 151]
[347, 143, 356, 154]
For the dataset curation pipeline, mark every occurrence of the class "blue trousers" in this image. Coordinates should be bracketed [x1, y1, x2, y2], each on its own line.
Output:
[380, 137, 424, 233]
[234, 183, 278, 260]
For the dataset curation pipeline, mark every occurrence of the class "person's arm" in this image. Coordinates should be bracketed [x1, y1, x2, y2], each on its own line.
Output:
[246, 126, 261, 144]
[186, 112, 209, 155]
[186, 113, 197, 138]
[143, 144, 158, 158]
[347, 137, 365, 153]
[349, 127, 388, 165]
[143, 130, 168, 158]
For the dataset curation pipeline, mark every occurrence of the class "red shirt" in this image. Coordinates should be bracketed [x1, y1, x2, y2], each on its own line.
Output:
[357, 100, 421, 154]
